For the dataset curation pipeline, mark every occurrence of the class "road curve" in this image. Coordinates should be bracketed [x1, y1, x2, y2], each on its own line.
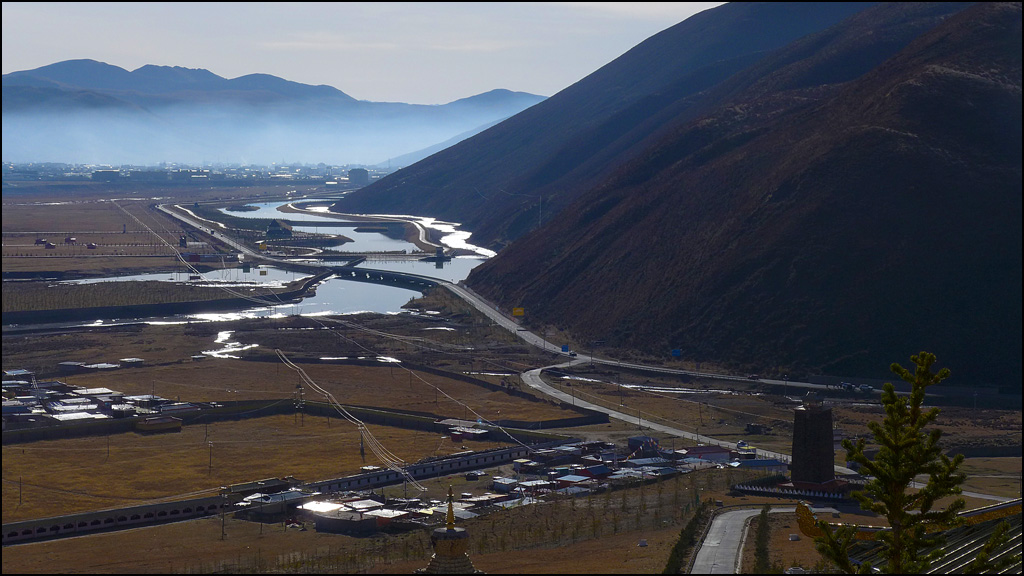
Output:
[444, 283, 856, 473]
[691, 506, 813, 574]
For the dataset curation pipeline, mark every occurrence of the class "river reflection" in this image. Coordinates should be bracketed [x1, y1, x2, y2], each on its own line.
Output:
[220, 200, 494, 257]
[179, 279, 420, 322]
[220, 201, 348, 222]
[59, 265, 427, 320]
[355, 256, 485, 283]
[292, 224, 418, 253]
[52, 200, 490, 324]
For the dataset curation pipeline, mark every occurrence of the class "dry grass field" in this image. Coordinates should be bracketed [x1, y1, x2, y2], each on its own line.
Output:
[3, 198, 196, 275]
[3, 181, 314, 276]
[739, 511, 824, 573]
[0, 464, 772, 574]
[1, 413, 513, 523]
[2, 316, 574, 423]
[544, 364, 1022, 495]
[3, 460, 1002, 575]
[65, 358, 575, 423]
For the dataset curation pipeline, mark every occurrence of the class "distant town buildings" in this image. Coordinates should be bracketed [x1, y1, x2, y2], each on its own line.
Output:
[348, 168, 370, 186]
[2, 161, 393, 186]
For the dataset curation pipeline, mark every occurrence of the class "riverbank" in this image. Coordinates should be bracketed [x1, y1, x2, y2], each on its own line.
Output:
[277, 203, 443, 252]
[2, 270, 332, 324]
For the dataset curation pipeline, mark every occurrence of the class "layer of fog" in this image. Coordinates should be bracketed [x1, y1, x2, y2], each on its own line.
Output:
[2, 97, 541, 166]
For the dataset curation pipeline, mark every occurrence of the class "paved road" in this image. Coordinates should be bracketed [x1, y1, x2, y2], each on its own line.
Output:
[159, 203, 1016, 491]
[155, 202, 1017, 576]
[445, 283, 859, 393]
[157, 204, 259, 257]
[445, 283, 857, 472]
[691, 507, 797, 574]
[692, 505, 850, 574]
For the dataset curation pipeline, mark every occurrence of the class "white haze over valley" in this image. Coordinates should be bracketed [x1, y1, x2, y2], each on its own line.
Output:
[1, 97, 534, 166]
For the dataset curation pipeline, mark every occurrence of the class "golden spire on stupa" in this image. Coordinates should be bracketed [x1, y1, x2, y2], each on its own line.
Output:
[446, 485, 456, 531]
[417, 485, 483, 574]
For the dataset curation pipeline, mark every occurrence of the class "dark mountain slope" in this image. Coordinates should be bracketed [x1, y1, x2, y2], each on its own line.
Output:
[467, 2, 1022, 385]
[333, 2, 880, 247]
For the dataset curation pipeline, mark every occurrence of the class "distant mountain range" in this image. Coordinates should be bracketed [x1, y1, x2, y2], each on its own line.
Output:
[1, 59, 546, 165]
[338, 2, 1022, 387]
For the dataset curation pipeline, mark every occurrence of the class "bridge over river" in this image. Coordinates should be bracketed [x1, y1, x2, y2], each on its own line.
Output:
[328, 265, 440, 291]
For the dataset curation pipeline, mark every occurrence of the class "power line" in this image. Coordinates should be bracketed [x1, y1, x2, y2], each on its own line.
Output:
[120, 199, 543, 471]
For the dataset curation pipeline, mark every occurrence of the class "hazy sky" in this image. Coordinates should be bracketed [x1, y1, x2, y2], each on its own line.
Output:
[2, 2, 723, 104]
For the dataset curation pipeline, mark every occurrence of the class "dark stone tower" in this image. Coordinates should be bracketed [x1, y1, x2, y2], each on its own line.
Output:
[790, 393, 835, 484]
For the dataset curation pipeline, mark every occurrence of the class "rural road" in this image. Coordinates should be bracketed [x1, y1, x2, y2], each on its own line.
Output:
[691, 507, 796, 574]
[444, 282, 858, 473]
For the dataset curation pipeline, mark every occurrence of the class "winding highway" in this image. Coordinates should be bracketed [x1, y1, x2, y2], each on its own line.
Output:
[444, 283, 856, 471]
[155, 201, 1017, 575]
[157, 201, 848, 468]
[158, 202, 981, 484]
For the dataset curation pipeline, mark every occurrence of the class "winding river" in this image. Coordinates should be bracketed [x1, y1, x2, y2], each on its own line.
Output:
[55, 199, 491, 324]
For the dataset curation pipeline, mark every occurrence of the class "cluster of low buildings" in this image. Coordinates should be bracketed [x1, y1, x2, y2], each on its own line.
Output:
[234, 435, 793, 537]
[2, 368, 206, 431]
[491, 436, 789, 497]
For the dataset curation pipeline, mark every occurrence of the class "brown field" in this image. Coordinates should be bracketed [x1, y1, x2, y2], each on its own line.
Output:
[1, 413, 513, 523]
[545, 365, 1021, 478]
[2, 253, 189, 275]
[1, 276, 301, 312]
[2, 317, 571, 424]
[739, 511, 824, 573]
[2, 199, 194, 273]
[959, 457, 1024, 499]
[2, 182, 318, 276]
[0, 465, 773, 574]
[3, 459, 1002, 576]
[544, 371, 795, 450]
[63, 359, 576, 423]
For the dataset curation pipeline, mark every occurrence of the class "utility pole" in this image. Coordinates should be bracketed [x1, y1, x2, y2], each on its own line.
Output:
[697, 402, 703, 443]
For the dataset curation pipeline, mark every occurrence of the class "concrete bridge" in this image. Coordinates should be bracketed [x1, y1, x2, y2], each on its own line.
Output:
[329, 265, 441, 292]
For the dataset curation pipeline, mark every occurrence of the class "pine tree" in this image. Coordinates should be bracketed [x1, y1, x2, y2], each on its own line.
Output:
[815, 351, 966, 573]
